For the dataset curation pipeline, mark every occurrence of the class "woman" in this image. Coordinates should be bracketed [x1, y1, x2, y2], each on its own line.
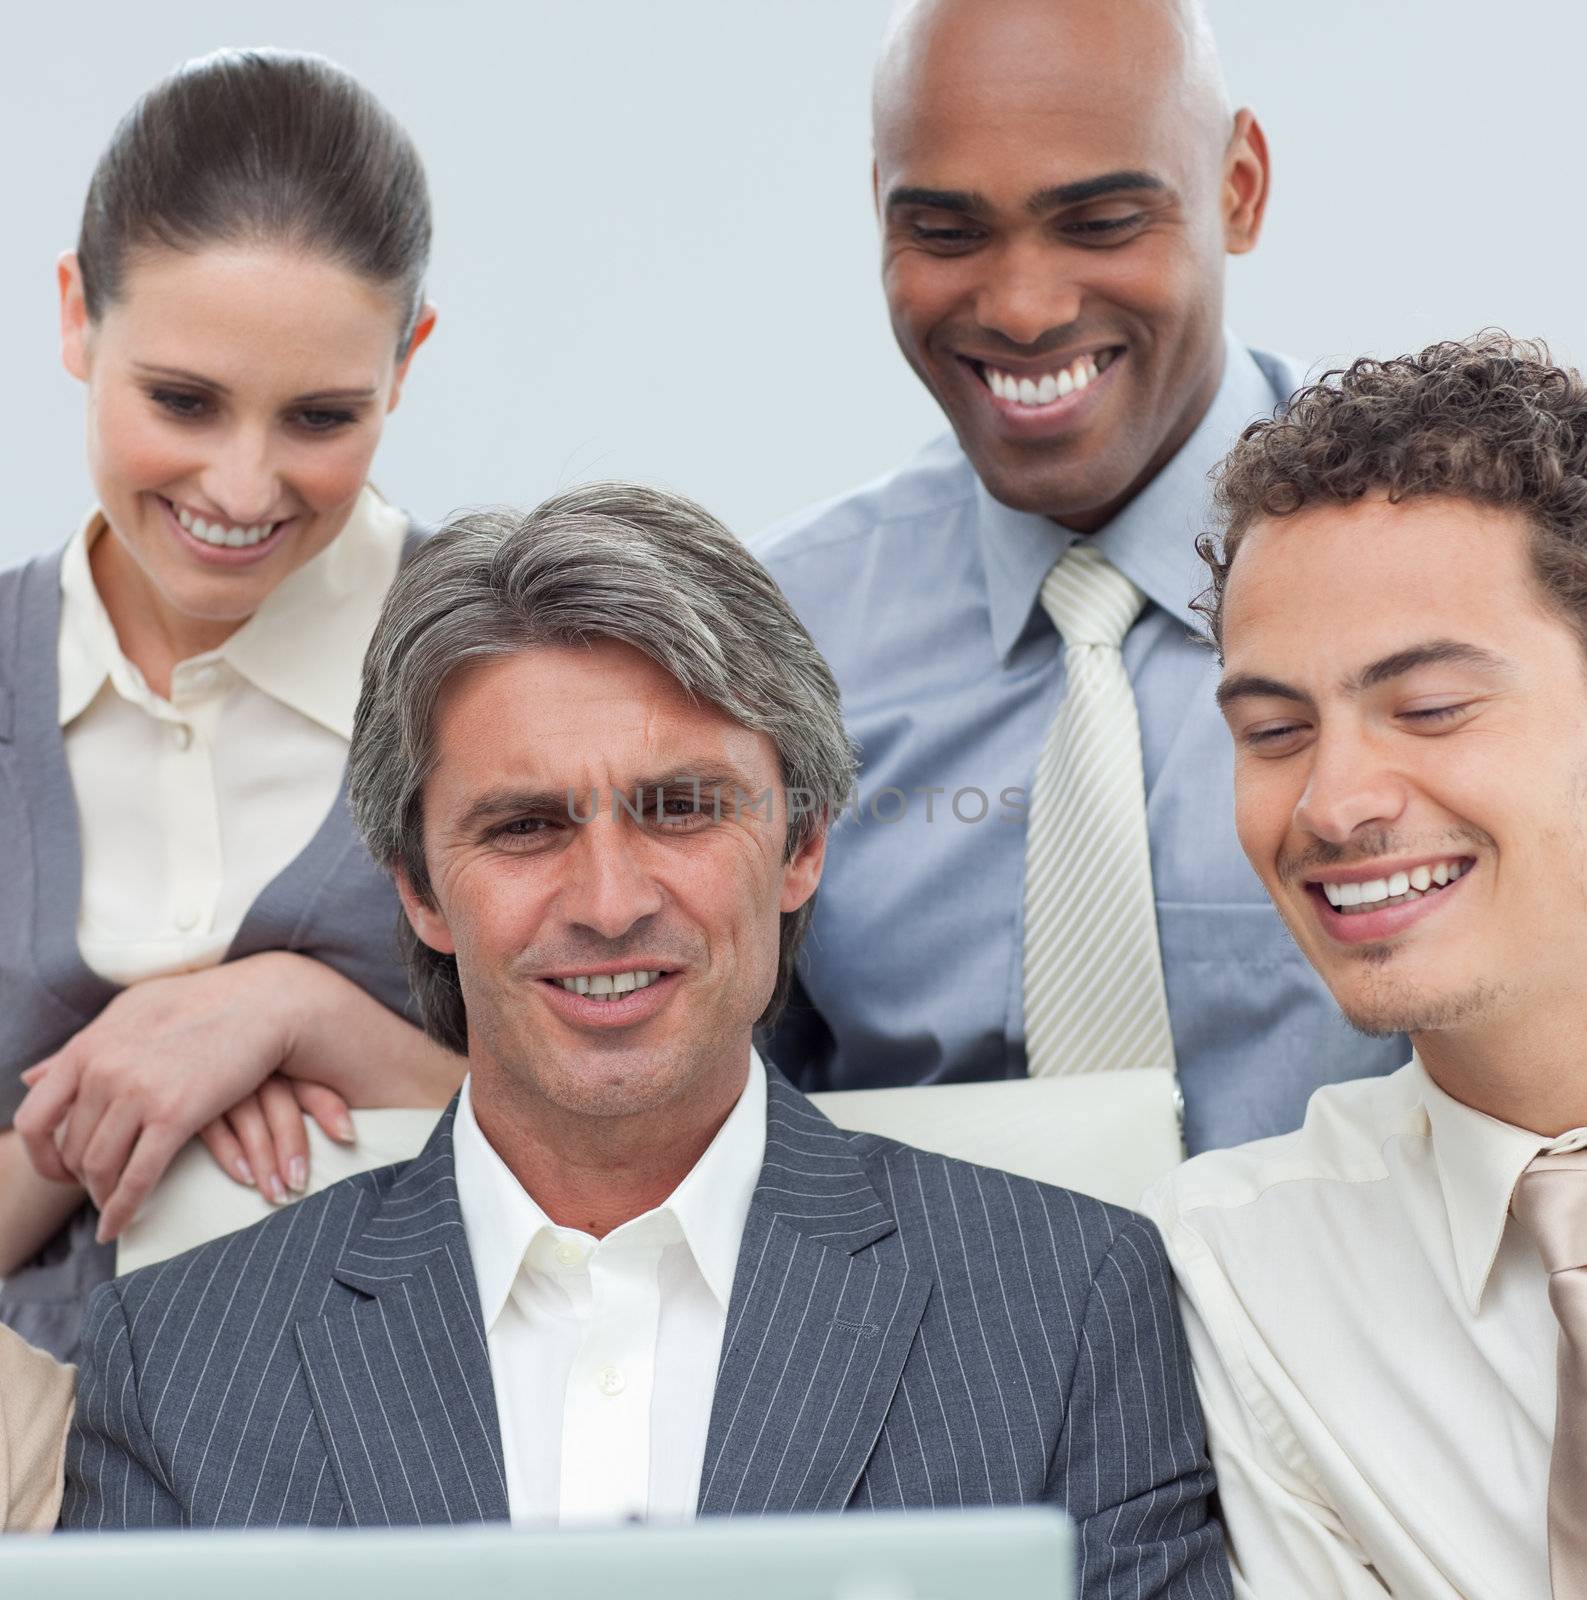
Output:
[0, 48, 464, 1361]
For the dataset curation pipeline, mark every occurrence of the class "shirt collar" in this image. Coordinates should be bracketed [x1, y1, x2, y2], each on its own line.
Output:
[55, 486, 406, 738]
[1418, 1055, 1587, 1313]
[453, 1051, 768, 1331]
[976, 338, 1288, 664]
[57, 507, 123, 724]
[215, 485, 407, 738]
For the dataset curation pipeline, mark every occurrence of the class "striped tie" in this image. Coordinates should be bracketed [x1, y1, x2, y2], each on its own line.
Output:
[1023, 543, 1176, 1077]
[1510, 1149, 1587, 1600]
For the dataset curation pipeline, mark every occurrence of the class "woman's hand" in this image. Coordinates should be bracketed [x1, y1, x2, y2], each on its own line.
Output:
[15, 955, 308, 1241]
[198, 1076, 354, 1206]
[13, 950, 463, 1243]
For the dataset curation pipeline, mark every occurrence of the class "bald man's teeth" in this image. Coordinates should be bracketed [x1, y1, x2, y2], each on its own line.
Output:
[1320, 860, 1468, 914]
[982, 351, 1109, 406]
[555, 970, 661, 1000]
[175, 504, 277, 548]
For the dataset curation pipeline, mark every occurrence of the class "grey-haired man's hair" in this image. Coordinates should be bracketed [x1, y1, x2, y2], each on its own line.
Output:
[347, 481, 858, 1054]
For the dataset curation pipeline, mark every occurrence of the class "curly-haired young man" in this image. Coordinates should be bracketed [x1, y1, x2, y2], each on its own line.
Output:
[1144, 335, 1587, 1599]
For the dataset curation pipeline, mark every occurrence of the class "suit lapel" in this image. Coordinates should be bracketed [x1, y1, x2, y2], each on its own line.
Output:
[295, 1108, 509, 1526]
[698, 1074, 931, 1516]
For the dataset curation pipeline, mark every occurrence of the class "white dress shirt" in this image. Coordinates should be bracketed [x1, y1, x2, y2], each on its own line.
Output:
[57, 488, 406, 985]
[452, 1055, 766, 1526]
[1143, 1057, 1587, 1598]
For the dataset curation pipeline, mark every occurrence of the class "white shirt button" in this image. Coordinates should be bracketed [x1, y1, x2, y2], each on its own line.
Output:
[174, 903, 201, 932]
[171, 723, 193, 750]
[554, 1241, 585, 1269]
[595, 1365, 625, 1397]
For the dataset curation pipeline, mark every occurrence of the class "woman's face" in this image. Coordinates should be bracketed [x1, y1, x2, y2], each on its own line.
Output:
[60, 242, 433, 631]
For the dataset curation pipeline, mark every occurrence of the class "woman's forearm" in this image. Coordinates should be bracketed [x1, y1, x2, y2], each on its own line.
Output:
[267, 954, 466, 1108]
[0, 1128, 86, 1279]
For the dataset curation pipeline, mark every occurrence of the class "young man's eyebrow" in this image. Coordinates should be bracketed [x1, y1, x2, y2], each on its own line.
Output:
[1215, 672, 1310, 711]
[1217, 640, 1517, 712]
[1348, 639, 1516, 693]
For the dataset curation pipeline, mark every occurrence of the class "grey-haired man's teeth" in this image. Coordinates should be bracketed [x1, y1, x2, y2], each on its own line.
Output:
[555, 970, 661, 997]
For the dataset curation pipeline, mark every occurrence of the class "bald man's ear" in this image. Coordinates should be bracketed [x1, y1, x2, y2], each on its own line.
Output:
[1222, 109, 1270, 256]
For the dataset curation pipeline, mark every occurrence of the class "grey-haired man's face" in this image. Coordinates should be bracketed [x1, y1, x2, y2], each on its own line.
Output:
[397, 638, 825, 1123]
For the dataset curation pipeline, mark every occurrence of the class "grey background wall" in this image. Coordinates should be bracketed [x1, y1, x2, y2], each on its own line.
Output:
[3, 1, 1581, 566]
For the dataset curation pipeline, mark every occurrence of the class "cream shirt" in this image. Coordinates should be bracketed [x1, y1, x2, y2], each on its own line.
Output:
[453, 1055, 766, 1527]
[1143, 1058, 1586, 1599]
[57, 488, 406, 985]
[0, 1323, 73, 1532]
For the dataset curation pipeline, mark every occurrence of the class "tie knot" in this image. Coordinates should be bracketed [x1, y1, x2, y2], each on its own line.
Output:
[1512, 1149, 1587, 1274]
[1040, 543, 1145, 649]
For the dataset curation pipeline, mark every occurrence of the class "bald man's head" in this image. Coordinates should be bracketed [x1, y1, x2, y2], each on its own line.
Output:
[871, 0, 1268, 527]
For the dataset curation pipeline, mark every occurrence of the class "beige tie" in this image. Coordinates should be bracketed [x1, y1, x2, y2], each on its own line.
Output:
[1511, 1149, 1587, 1599]
[1022, 543, 1176, 1077]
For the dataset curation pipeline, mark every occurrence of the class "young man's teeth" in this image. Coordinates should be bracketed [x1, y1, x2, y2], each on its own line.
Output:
[174, 504, 276, 548]
[985, 352, 1104, 406]
[1320, 860, 1468, 912]
[555, 970, 662, 1000]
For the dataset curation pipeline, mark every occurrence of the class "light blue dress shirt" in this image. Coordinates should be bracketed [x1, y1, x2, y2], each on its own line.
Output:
[753, 341, 1404, 1153]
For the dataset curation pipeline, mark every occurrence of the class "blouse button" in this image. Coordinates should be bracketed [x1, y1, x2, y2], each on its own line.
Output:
[171, 723, 193, 751]
[596, 1365, 625, 1397]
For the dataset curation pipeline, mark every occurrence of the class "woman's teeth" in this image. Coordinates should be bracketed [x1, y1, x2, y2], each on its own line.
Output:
[1321, 859, 1468, 913]
[555, 970, 662, 1000]
[174, 503, 277, 548]
[981, 349, 1113, 406]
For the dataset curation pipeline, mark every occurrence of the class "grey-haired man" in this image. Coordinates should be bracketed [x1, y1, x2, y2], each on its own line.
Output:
[65, 484, 1230, 1599]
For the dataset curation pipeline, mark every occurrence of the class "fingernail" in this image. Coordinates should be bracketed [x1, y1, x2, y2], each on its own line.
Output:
[267, 1175, 288, 1205]
[335, 1115, 355, 1144]
[288, 1157, 307, 1193]
[235, 1158, 255, 1187]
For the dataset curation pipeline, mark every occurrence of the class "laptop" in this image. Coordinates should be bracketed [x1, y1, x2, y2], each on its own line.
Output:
[1, 1508, 1072, 1599]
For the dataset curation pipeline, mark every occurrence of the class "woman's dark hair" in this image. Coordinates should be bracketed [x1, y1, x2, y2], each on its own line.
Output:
[77, 48, 431, 348]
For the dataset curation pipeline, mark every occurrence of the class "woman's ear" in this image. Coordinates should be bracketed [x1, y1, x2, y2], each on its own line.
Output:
[59, 252, 92, 382]
[388, 302, 438, 412]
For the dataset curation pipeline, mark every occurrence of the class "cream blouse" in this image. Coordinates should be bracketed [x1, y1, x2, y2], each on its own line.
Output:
[56, 487, 406, 985]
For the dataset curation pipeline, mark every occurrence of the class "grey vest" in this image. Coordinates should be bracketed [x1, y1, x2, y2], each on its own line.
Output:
[0, 531, 422, 1360]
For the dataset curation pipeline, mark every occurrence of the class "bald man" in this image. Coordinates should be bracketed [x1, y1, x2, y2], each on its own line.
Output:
[754, 0, 1404, 1151]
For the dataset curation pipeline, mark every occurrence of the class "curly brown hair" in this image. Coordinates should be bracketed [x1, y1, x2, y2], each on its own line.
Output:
[1195, 333, 1587, 655]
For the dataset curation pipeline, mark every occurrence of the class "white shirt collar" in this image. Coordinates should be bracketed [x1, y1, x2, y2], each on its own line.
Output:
[57, 484, 406, 737]
[1417, 1053, 1587, 1312]
[454, 1052, 768, 1333]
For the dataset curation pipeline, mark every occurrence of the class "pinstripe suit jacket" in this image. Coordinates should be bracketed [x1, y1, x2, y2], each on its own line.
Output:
[64, 1073, 1231, 1599]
